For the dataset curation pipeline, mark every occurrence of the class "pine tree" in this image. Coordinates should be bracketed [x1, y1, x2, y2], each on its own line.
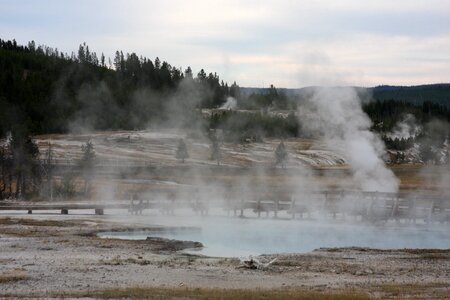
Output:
[79, 140, 96, 197]
[41, 143, 55, 200]
[175, 139, 189, 163]
[210, 134, 221, 166]
[185, 66, 193, 79]
[10, 130, 40, 199]
[275, 141, 288, 168]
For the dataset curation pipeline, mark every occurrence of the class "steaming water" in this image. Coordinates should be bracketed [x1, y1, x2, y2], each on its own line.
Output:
[99, 216, 450, 257]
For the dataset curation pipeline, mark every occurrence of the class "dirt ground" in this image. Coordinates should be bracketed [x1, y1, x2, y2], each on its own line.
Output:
[29, 130, 450, 196]
[0, 216, 449, 299]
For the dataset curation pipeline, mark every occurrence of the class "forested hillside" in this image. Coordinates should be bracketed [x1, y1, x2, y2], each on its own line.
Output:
[241, 84, 450, 107]
[1, 39, 449, 143]
[371, 84, 450, 106]
[0, 39, 238, 137]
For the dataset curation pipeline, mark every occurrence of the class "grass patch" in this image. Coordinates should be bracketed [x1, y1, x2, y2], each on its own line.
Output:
[99, 256, 152, 266]
[375, 282, 449, 298]
[399, 249, 450, 255]
[59, 287, 370, 300]
[418, 254, 449, 260]
[320, 247, 450, 255]
[0, 270, 28, 284]
[0, 217, 76, 227]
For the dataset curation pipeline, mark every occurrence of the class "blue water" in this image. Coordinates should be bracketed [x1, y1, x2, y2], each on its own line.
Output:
[98, 218, 450, 257]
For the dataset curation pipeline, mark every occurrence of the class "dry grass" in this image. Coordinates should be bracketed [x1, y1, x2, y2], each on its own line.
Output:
[0, 270, 28, 284]
[0, 217, 79, 227]
[374, 282, 450, 299]
[398, 248, 450, 255]
[0, 218, 88, 227]
[321, 247, 450, 255]
[59, 286, 370, 300]
[99, 256, 153, 266]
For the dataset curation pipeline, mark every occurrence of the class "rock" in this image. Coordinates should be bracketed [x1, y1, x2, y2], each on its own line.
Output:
[145, 237, 203, 251]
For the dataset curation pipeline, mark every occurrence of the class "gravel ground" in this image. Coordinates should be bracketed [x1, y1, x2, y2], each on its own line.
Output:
[0, 215, 449, 298]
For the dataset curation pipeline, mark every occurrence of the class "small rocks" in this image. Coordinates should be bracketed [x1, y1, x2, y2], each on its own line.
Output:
[354, 268, 374, 276]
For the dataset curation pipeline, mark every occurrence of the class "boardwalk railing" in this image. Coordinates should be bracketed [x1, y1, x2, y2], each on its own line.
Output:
[0, 191, 449, 223]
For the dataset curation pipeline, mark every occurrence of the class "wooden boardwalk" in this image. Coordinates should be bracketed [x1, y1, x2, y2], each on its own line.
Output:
[0, 191, 449, 223]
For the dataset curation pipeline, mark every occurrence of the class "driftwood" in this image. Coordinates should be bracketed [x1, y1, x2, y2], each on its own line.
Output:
[237, 256, 277, 270]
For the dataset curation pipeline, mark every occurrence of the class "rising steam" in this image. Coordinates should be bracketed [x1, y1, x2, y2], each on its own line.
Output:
[387, 114, 422, 140]
[298, 87, 399, 192]
[219, 96, 237, 110]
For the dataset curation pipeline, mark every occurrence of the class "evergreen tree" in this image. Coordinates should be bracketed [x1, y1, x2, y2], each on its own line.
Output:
[230, 81, 240, 99]
[79, 140, 96, 197]
[197, 69, 207, 81]
[419, 142, 434, 164]
[175, 139, 189, 163]
[275, 141, 288, 168]
[210, 134, 222, 165]
[100, 53, 105, 67]
[185, 66, 193, 79]
[10, 130, 40, 199]
[55, 171, 76, 200]
[0, 145, 13, 199]
[41, 143, 55, 200]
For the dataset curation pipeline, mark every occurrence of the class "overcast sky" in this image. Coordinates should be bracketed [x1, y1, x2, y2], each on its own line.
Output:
[1, 0, 450, 88]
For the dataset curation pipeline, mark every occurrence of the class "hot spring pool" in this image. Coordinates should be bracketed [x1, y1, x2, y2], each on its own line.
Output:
[98, 217, 450, 257]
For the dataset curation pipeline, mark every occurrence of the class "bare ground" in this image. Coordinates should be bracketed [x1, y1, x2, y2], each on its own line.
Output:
[30, 130, 450, 196]
[1, 130, 449, 298]
[0, 216, 449, 299]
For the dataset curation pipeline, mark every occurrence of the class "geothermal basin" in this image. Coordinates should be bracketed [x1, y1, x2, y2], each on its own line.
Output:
[98, 215, 450, 257]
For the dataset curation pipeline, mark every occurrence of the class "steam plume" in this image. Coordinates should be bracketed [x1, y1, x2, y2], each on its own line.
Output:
[298, 87, 399, 192]
[219, 97, 237, 110]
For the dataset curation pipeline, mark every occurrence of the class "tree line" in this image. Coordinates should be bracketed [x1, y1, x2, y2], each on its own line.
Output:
[0, 38, 241, 138]
[363, 99, 450, 132]
[0, 135, 95, 201]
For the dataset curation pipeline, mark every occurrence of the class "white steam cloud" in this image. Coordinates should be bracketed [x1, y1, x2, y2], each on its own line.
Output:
[387, 113, 422, 140]
[298, 87, 399, 192]
[219, 96, 237, 110]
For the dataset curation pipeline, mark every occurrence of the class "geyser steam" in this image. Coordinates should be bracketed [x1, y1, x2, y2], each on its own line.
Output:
[298, 87, 399, 192]
[220, 96, 237, 110]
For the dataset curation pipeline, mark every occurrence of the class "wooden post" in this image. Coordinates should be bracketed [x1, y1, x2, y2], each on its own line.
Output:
[274, 200, 278, 218]
[172, 199, 175, 215]
[391, 196, 399, 222]
[291, 198, 295, 219]
[195, 199, 199, 215]
[257, 199, 261, 218]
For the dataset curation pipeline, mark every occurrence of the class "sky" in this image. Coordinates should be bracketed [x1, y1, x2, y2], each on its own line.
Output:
[1, 0, 450, 88]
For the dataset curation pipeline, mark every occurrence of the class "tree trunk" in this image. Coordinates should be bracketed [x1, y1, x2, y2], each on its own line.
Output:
[21, 173, 27, 199]
[15, 172, 21, 199]
[8, 174, 12, 195]
[84, 179, 88, 197]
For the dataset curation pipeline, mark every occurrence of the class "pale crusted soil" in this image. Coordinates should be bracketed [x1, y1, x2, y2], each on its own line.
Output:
[0, 216, 449, 299]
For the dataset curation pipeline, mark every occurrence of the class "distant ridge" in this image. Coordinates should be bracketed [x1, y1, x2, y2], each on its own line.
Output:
[369, 84, 450, 106]
[241, 84, 450, 106]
